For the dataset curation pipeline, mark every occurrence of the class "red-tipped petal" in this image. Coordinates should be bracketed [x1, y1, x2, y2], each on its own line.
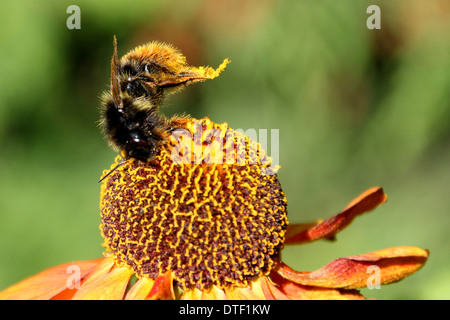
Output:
[146, 272, 176, 300]
[285, 187, 387, 245]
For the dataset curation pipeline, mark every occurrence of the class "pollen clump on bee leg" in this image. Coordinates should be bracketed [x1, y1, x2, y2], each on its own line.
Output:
[193, 58, 231, 80]
[100, 117, 288, 291]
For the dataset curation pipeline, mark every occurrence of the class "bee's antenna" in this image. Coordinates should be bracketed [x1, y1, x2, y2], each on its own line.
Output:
[111, 35, 122, 109]
[98, 156, 130, 183]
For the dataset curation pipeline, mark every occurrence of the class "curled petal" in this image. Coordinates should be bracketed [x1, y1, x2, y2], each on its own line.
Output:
[284, 220, 325, 241]
[276, 246, 429, 289]
[285, 187, 387, 245]
[267, 270, 365, 300]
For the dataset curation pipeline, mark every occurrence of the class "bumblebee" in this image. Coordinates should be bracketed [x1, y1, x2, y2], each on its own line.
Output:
[99, 36, 229, 181]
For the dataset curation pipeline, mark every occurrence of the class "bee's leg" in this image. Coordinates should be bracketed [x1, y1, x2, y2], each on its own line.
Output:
[98, 155, 130, 183]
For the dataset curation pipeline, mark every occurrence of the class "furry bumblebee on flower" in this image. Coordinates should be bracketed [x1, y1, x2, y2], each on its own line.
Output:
[0, 36, 428, 300]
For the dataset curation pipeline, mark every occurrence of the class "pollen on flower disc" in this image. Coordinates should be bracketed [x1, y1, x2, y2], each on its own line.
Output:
[100, 117, 288, 290]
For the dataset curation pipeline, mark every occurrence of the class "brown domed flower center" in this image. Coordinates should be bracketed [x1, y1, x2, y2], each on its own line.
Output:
[100, 117, 288, 290]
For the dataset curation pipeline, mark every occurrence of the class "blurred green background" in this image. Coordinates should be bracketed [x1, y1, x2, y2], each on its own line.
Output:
[1, 0, 449, 300]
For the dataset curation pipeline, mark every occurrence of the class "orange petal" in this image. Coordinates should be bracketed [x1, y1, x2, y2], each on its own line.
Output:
[50, 257, 117, 300]
[285, 187, 387, 245]
[268, 271, 365, 300]
[262, 276, 290, 300]
[146, 272, 176, 300]
[249, 278, 268, 299]
[52, 257, 116, 299]
[276, 246, 429, 289]
[0, 258, 104, 300]
[71, 263, 134, 300]
[259, 276, 277, 300]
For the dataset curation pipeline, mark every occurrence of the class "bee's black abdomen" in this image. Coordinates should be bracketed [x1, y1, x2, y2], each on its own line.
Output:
[125, 130, 153, 162]
[102, 95, 168, 162]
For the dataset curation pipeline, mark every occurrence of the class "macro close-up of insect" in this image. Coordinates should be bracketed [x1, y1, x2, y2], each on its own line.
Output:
[99, 36, 228, 181]
[0, 1, 449, 303]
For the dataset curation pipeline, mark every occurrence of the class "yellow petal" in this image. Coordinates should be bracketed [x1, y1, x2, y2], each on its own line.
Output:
[201, 286, 227, 300]
[225, 285, 264, 300]
[124, 277, 155, 300]
[180, 287, 203, 300]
